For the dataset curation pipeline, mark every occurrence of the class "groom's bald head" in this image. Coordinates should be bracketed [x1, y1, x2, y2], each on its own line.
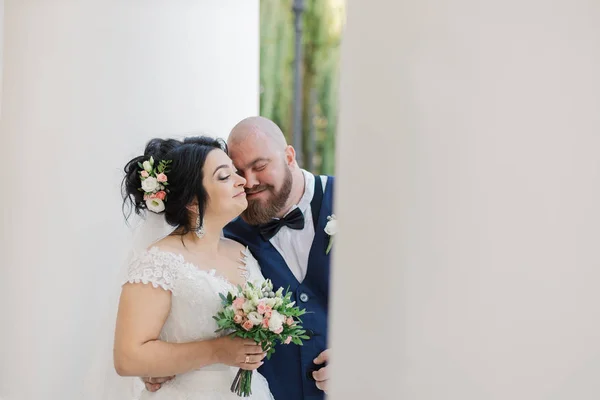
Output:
[228, 116, 288, 150]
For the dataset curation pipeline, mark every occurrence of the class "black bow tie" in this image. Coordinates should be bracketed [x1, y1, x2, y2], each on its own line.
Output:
[258, 207, 305, 241]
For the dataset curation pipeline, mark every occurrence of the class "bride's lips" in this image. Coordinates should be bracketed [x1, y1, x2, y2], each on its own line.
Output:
[233, 191, 246, 198]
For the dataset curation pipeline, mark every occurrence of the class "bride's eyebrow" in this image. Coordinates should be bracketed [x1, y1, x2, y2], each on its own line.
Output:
[212, 164, 231, 176]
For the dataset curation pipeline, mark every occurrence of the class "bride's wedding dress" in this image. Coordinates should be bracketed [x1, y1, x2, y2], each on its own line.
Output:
[124, 246, 274, 400]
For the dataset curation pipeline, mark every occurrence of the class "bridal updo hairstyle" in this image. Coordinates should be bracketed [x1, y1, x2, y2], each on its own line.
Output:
[122, 136, 227, 235]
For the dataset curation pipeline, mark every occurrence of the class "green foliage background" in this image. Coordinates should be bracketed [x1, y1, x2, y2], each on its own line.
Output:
[260, 0, 345, 175]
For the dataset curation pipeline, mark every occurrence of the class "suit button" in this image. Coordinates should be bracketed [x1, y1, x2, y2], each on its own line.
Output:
[299, 293, 309, 302]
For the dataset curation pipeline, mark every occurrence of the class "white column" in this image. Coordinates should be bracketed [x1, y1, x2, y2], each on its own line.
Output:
[0, 1, 258, 398]
[330, 1, 600, 399]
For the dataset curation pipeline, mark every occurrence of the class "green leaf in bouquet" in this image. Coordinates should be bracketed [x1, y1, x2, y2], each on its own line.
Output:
[219, 293, 227, 302]
[299, 335, 310, 340]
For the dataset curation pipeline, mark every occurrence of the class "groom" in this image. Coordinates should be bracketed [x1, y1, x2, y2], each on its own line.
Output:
[145, 116, 333, 400]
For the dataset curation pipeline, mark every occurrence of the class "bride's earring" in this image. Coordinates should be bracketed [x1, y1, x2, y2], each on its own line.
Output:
[195, 215, 205, 238]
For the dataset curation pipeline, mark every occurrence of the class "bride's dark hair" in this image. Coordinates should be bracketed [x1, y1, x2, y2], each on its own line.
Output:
[122, 136, 227, 235]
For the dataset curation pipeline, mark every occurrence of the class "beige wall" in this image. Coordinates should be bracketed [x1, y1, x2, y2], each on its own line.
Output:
[330, 0, 600, 399]
[0, 1, 258, 398]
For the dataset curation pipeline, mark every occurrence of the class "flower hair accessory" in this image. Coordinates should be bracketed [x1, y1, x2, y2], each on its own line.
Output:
[137, 156, 172, 213]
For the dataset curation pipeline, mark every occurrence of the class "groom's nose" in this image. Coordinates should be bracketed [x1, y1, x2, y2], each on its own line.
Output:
[243, 172, 259, 188]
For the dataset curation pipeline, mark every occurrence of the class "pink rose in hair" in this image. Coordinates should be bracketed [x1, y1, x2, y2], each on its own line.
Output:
[233, 314, 243, 324]
[155, 191, 166, 200]
[284, 336, 292, 345]
[242, 320, 254, 331]
[232, 297, 246, 310]
[156, 173, 167, 182]
[141, 170, 149, 178]
[286, 317, 294, 326]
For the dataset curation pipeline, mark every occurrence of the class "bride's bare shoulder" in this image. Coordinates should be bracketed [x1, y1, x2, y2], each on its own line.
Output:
[149, 235, 185, 253]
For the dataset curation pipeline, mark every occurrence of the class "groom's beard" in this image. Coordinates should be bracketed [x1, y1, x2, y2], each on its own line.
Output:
[241, 168, 293, 226]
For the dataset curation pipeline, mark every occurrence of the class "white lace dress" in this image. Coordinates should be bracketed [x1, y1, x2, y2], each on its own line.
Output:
[124, 246, 274, 400]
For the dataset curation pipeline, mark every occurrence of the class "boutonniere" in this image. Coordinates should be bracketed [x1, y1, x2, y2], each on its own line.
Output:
[324, 214, 337, 254]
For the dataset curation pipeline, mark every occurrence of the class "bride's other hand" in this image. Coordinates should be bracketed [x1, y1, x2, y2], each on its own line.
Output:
[312, 349, 331, 393]
[142, 375, 175, 392]
[215, 336, 266, 370]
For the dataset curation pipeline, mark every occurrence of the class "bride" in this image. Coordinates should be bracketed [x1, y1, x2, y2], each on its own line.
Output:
[113, 136, 273, 399]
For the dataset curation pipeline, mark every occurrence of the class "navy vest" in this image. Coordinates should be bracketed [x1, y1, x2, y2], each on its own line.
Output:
[224, 175, 334, 400]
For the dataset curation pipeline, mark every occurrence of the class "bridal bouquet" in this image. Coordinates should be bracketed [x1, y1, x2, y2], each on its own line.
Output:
[213, 279, 310, 397]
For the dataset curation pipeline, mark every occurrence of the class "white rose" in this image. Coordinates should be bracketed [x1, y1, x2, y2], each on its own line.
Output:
[247, 311, 263, 326]
[146, 198, 165, 213]
[324, 215, 337, 235]
[141, 176, 159, 192]
[242, 300, 255, 315]
[268, 310, 285, 333]
[142, 160, 153, 172]
[274, 297, 283, 308]
[265, 298, 277, 308]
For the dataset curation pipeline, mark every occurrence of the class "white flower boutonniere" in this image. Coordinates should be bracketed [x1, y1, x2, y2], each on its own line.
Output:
[324, 214, 337, 254]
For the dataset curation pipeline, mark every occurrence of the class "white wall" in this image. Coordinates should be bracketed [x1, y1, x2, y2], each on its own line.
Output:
[330, 0, 600, 399]
[0, 1, 258, 399]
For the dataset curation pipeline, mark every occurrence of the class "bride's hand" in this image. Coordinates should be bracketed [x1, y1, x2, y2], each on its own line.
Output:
[215, 336, 266, 370]
[142, 375, 174, 392]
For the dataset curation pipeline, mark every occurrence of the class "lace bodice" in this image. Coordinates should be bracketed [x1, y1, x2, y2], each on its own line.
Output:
[125, 246, 264, 343]
[122, 246, 274, 399]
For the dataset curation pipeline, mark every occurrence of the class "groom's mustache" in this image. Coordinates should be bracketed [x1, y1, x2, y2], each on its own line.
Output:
[245, 184, 274, 195]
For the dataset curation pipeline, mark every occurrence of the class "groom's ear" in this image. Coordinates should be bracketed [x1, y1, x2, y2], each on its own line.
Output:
[284, 145, 296, 166]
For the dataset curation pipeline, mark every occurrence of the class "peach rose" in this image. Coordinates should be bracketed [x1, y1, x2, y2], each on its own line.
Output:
[257, 302, 267, 315]
[141, 170, 149, 178]
[284, 336, 292, 345]
[286, 317, 294, 326]
[262, 318, 270, 329]
[242, 320, 254, 331]
[232, 297, 246, 310]
[156, 173, 168, 182]
[233, 314, 243, 324]
[155, 191, 166, 200]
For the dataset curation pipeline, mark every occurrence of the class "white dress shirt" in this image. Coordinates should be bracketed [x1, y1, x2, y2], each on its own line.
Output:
[270, 170, 328, 283]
